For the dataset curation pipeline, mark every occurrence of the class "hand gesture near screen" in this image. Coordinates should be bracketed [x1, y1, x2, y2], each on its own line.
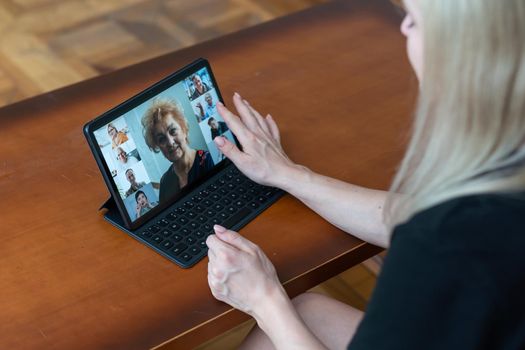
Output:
[135, 202, 144, 218]
[214, 93, 297, 188]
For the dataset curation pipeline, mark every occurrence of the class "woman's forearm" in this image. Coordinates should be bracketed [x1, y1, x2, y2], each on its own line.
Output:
[255, 286, 327, 350]
[275, 164, 390, 248]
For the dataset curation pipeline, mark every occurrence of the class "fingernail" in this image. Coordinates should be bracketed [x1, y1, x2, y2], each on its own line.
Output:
[217, 101, 224, 107]
[214, 225, 227, 233]
[214, 136, 225, 147]
[234, 92, 240, 97]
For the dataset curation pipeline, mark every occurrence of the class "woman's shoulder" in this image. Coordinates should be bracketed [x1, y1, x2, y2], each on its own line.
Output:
[394, 192, 525, 252]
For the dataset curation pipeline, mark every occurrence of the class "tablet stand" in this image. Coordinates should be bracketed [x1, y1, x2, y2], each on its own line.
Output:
[99, 197, 129, 232]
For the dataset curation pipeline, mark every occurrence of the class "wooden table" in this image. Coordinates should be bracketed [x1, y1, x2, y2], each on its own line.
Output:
[0, 0, 413, 348]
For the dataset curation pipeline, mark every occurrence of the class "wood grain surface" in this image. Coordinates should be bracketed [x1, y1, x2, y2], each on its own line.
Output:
[0, 0, 413, 348]
[0, 0, 327, 107]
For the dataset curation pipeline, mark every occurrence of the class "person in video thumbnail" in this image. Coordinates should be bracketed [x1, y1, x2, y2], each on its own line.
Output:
[124, 169, 146, 198]
[135, 190, 157, 219]
[142, 99, 214, 202]
[208, 117, 229, 140]
[190, 74, 210, 100]
[107, 123, 128, 149]
[196, 93, 217, 122]
[116, 146, 139, 170]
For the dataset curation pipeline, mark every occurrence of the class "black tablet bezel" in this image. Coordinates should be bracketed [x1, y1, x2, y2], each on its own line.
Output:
[83, 58, 238, 230]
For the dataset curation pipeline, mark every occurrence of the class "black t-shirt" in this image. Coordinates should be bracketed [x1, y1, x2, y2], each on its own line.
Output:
[348, 193, 525, 350]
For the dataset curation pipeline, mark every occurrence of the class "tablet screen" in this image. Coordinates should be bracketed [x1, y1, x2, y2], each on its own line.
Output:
[92, 66, 234, 223]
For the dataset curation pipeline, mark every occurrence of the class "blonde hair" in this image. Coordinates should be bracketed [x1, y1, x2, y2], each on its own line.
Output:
[142, 98, 189, 152]
[385, 1, 525, 228]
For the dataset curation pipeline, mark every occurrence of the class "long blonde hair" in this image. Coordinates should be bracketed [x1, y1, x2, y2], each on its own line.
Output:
[385, 0, 525, 229]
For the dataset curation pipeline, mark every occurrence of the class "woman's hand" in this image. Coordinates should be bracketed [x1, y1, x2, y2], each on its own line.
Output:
[206, 225, 287, 318]
[214, 93, 297, 187]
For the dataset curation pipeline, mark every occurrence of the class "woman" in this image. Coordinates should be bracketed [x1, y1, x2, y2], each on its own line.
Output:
[107, 123, 128, 149]
[206, 0, 525, 349]
[142, 99, 214, 203]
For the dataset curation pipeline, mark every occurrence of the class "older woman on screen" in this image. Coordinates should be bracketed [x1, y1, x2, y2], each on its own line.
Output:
[205, 0, 525, 349]
[142, 99, 213, 202]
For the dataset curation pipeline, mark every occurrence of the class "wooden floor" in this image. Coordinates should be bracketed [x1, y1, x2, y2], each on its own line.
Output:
[0, 0, 328, 107]
[1, 0, 381, 348]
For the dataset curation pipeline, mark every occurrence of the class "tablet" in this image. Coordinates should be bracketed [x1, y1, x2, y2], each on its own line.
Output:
[84, 58, 237, 230]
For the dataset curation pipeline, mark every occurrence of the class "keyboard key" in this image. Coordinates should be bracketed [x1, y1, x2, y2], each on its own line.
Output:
[203, 223, 213, 232]
[180, 252, 192, 262]
[148, 225, 160, 233]
[172, 234, 183, 242]
[203, 199, 213, 207]
[166, 212, 178, 221]
[172, 243, 187, 255]
[190, 246, 201, 255]
[170, 223, 180, 231]
[227, 206, 237, 214]
[249, 188, 261, 195]
[218, 188, 228, 195]
[189, 222, 200, 230]
[221, 198, 232, 205]
[140, 230, 152, 237]
[199, 190, 210, 197]
[152, 235, 163, 244]
[263, 188, 276, 197]
[199, 240, 208, 249]
[161, 229, 172, 237]
[241, 194, 253, 201]
[195, 230, 205, 238]
[192, 195, 203, 202]
[234, 200, 245, 207]
[157, 219, 170, 227]
[206, 209, 216, 217]
[222, 207, 252, 229]
[184, 201, 195, 209]
[180, 228, 190, 236]
[186, 236, 196, 245]
[229, 193, 239, 200]
[257, 196, 267, 203]
[213, 204, 224, 211]
[175, 207, 186, 214]
[211, 217, 221, 225]
[186, 211, 197, 219]
[211, 193, 220, 201]
[197, 216, 207, 224]
[177, 217, 189, 225]
[249, 201, 260, 209]
[162, 240, 174, 249]
[208, 184, 219, 192]
[195, 205, 205, 212]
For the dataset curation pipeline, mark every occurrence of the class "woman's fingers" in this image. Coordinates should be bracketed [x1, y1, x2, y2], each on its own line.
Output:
[265, 114, 281, 144]
[217, 102, 250, 142]
[232, 93, 261, 132]
[214, 136, 246, 167]
[243, 99, 271, 135]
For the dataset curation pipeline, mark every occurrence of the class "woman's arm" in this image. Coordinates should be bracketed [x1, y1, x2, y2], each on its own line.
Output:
[215, 94, 390, 248]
